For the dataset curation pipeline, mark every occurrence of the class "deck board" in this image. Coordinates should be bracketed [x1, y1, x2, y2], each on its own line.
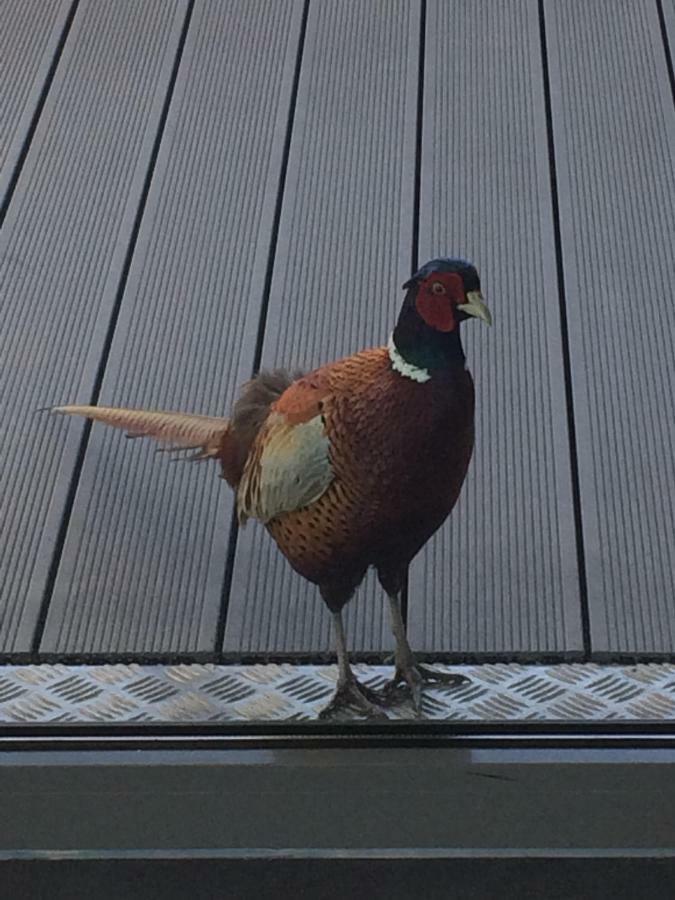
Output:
[544, 0, 675, 652]
[223, 0, 420, 654]
[663, 0, 675, 48]
[0, 0, 74, 211]
[406, 0, 582, 653]
[40, 0, 305, 653]
[0, 0, 189, 653]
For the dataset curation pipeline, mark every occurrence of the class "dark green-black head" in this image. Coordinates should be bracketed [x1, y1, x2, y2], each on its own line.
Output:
[392, 257, 491, 370]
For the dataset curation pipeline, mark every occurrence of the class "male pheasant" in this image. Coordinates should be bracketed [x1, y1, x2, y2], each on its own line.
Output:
[52, 258, 490, 718]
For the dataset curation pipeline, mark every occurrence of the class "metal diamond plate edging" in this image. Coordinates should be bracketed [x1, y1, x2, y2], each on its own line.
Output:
[1, 664, 675, 722]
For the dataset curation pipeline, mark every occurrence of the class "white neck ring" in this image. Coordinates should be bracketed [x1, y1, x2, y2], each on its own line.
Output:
[387, 335, 431, 383]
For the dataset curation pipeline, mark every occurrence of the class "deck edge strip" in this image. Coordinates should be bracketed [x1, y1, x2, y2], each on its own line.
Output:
[1, 662, 675, 722]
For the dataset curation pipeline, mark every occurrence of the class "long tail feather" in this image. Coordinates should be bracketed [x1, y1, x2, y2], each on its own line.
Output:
[51, 404, 229, 460]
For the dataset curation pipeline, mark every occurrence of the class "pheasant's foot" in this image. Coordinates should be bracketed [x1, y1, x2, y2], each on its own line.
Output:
[381, 663, 470, 711]
[318, 676, 388, 721]
[416, 663, 470, 688]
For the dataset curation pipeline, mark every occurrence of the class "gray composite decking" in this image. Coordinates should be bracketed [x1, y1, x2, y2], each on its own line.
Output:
[1, 0, 674, 661]
[0, 0, 75, 212]
[409, 0, 580, 653]
[41, 0, 305, 653]
[1, 0, 189, 653]
[546, 0, 675, 653]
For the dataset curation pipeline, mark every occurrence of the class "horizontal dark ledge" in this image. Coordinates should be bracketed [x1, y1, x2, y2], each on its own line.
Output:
[3, 719, 675, 753]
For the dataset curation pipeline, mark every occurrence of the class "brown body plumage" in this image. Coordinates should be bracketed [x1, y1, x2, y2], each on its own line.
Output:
[52, 257, 490, 718]
[258, 349, 475, 607]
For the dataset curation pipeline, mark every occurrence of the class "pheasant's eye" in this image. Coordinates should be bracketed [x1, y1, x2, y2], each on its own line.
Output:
[431, 281, 446, 295]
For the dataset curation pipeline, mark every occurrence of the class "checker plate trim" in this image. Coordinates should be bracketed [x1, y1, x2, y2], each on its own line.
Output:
[1, 664, 675, 722]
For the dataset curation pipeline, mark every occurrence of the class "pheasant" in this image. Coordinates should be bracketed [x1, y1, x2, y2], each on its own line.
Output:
[52, 257, 490, 718]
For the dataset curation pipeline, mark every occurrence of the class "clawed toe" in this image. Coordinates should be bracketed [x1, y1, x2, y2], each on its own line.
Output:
[319, 677, 389, 720]
[416, 663, 470, 688]
[380, 663, 470, 711]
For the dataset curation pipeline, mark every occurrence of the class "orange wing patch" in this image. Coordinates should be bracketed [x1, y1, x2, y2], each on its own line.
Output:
[272, 374, 331, 425]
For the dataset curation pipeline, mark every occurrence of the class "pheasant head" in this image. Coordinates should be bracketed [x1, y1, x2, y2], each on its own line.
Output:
[391, 257, 491, 374]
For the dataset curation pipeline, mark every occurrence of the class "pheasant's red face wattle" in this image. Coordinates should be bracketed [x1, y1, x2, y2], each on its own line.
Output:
[414, 272, 466, 332]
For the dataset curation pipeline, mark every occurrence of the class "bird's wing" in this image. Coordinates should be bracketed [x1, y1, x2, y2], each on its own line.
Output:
[51, 405, 229, 460]
[237, 376, 333, 523]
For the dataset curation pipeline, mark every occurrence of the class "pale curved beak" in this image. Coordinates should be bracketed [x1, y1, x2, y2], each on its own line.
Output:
[458, 290, 492, 326]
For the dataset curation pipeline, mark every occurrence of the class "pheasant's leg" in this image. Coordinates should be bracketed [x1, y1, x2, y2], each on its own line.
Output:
[318, 611, 387, 720]
[381, 593, 469, 711]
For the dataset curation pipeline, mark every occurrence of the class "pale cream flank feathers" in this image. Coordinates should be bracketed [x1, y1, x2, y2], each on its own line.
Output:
[237, 412, 333, 524]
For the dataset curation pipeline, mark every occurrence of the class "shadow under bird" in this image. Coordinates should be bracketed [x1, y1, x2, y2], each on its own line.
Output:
[52, 257, 491, 719]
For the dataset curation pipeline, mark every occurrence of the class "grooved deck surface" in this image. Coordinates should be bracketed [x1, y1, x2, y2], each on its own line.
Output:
[41, 0, 305, 653]
[223, 0, 420, 653]
[2, 0, 675, 661]
[408, 0, 580, 653]
[0, 0, 73, 209]
[545, 0, 675, 652]
[663, 0, 675, 47]
[0, 0, 188, 653]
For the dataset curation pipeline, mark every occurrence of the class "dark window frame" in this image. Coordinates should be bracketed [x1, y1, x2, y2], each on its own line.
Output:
[3, 721, 675, 895]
